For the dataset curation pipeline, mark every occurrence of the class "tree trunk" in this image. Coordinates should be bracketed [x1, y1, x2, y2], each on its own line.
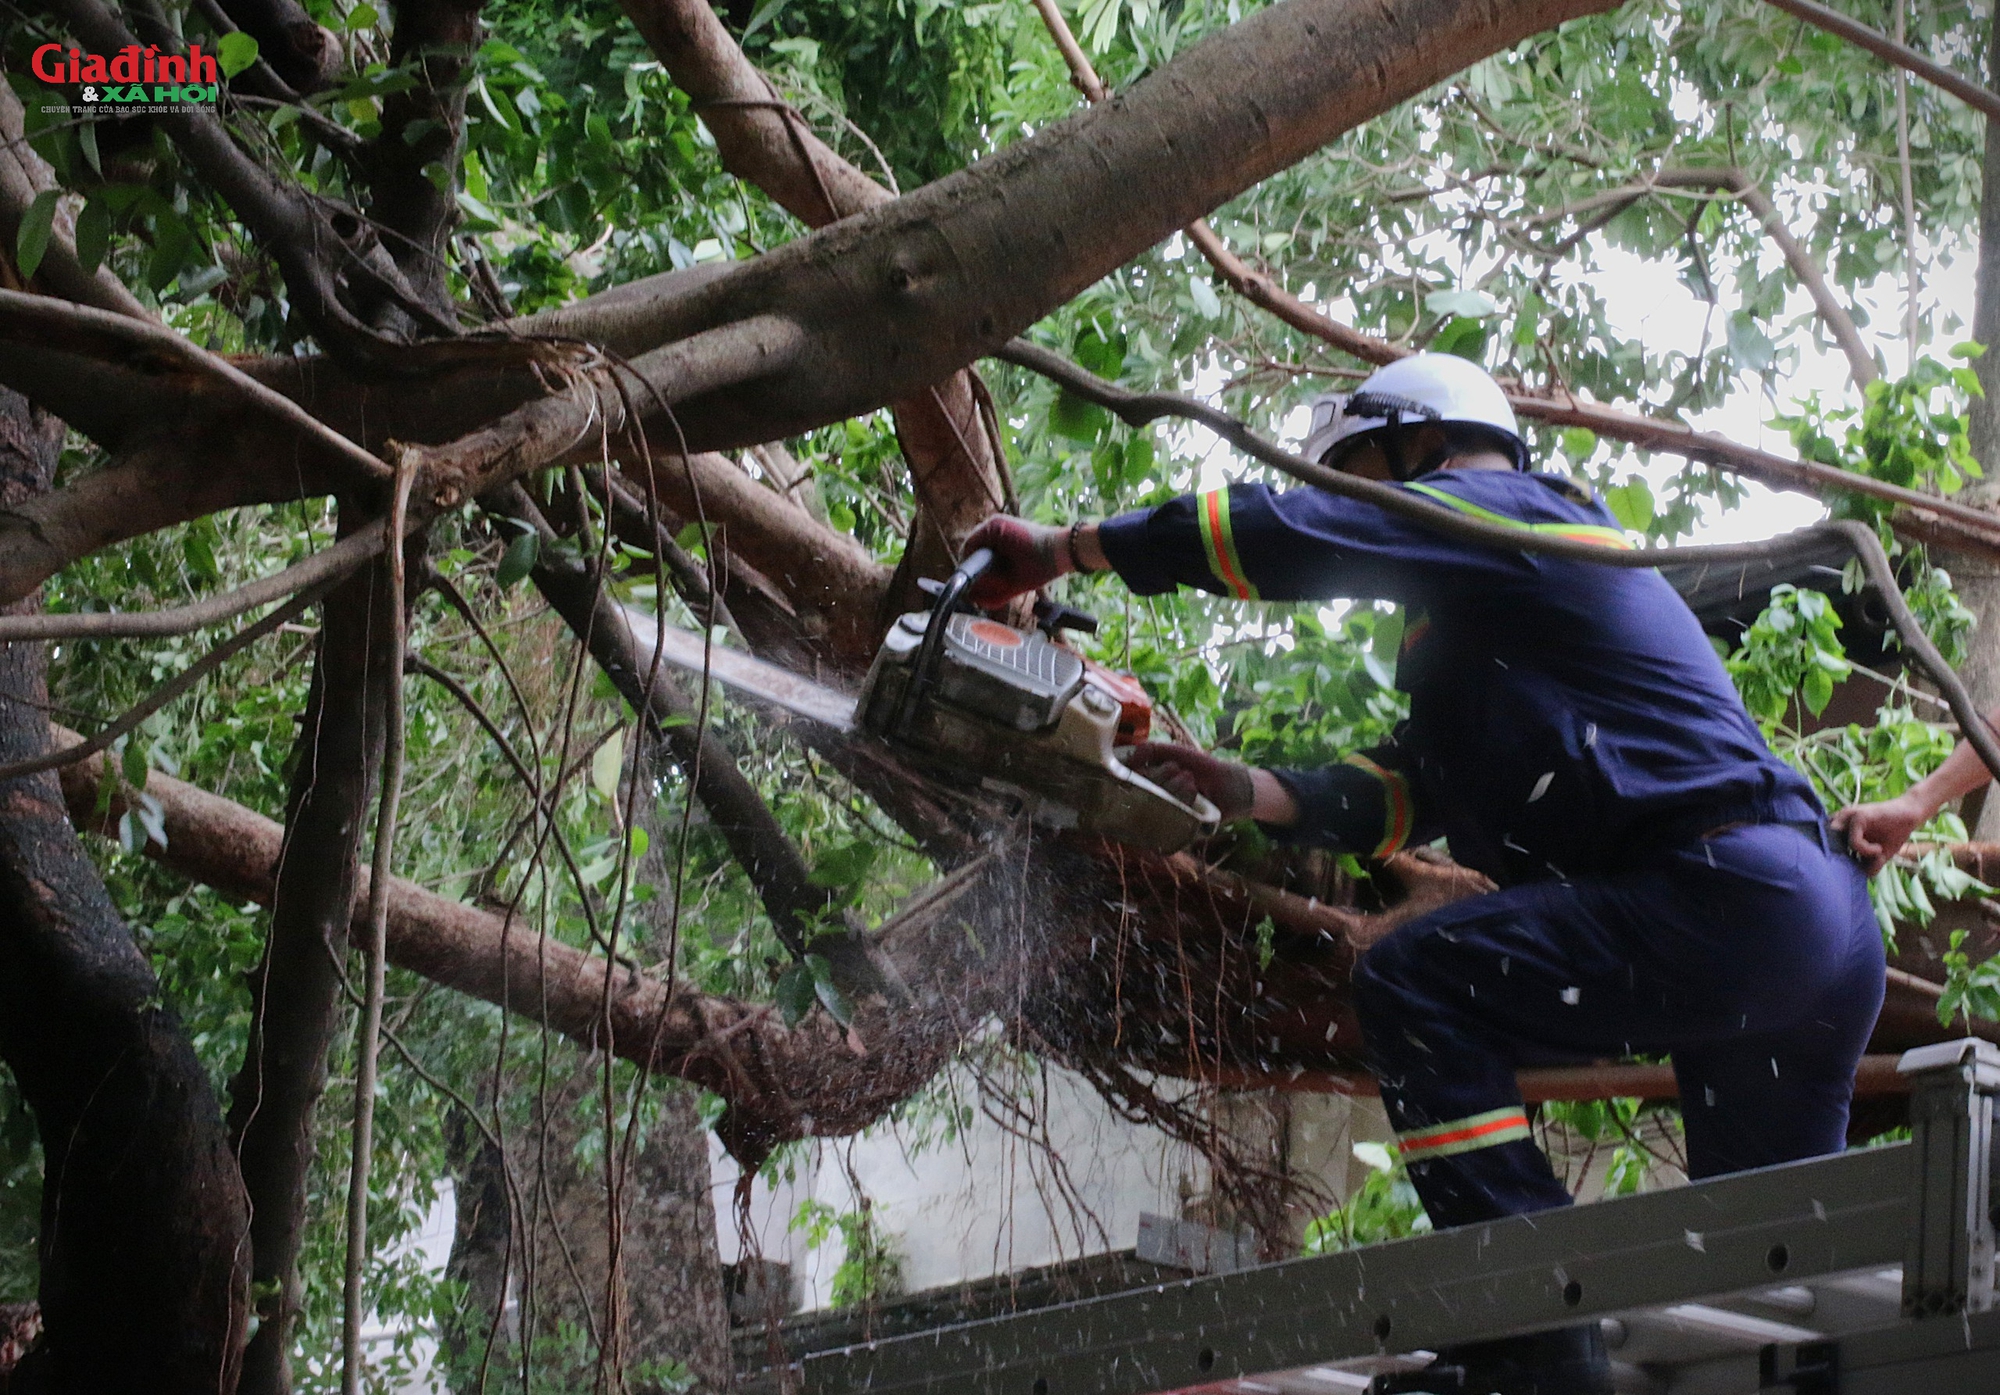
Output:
[227, 530, 397, 1395]
[0, 386, 250, 1393]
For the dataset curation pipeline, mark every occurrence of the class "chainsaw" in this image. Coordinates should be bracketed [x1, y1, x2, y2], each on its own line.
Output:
[617, 550, 1220, 853]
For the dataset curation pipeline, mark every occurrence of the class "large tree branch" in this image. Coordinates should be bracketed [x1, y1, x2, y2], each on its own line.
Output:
[53, 722, 1982, 1179]
[24, 0, 1916, 612]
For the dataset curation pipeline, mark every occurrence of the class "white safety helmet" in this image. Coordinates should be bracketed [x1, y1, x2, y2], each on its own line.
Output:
[1301, 353, 1528, 479]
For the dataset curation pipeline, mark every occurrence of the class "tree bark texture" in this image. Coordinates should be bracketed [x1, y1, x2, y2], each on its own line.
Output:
[0, 388, 250, 1394]
[226, 535, 397, 1395]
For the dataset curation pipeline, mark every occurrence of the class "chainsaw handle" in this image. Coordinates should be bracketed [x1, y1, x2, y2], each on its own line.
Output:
[895, 548, 993, 738]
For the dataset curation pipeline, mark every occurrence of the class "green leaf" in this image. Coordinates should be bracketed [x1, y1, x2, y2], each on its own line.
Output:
[347, 3, 379, 30]
[1188, 274, 1222, 319]
[1424, 288, 1496, 320]
[175, 265, 229, 299]
[774, 963, 816, 1026]
[742, 0, 796, 38]
[1049, 390, 1108, 444]
[1559, 428, 1598, 463]
[121, 739, 149, 791]
[1430, 315, 1487, 360]
[590, 730, 626, 802]
[78, 122, 101, 178]
[217, 32, 261, 78]
[15, 190, 57, 282]
[495, 530, 539, 588]
[813, 976, 854, 1027]
[1601, 477, 1655, 533]
[73, 199, 110, 277]
[810, 840, 878, 892]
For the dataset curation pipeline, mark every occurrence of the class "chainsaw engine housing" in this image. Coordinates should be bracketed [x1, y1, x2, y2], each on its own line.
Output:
[858, 612, 1218, 852]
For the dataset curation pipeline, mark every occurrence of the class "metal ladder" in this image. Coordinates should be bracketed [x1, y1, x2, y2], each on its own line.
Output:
[801, 1040, 2000, 1395]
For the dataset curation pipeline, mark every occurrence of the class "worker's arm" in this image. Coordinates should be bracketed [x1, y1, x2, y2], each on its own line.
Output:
[1123, 743, 1428, 856]
[1832, 706, 2000, 875]
[963, 480, 1540, 608]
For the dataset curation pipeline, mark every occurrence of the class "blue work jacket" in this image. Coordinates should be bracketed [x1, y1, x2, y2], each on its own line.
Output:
[1095, 468, 1824, 886]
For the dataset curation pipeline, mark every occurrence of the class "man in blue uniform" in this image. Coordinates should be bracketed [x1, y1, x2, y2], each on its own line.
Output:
[964, 353, 1883, 1395]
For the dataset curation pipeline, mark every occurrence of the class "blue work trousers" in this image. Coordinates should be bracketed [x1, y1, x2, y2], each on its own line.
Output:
[1352, 822, 1884, 1229]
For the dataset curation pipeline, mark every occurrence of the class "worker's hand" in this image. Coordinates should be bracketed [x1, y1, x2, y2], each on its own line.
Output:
[1122, 743, 1257, 822]
[964, 515, 1068, 608]
[1831, 791, 1931, 876]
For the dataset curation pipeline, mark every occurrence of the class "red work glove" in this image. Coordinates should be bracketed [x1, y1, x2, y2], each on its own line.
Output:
[1121, 743, 1257, 821]
[964, 515, 1067, 609]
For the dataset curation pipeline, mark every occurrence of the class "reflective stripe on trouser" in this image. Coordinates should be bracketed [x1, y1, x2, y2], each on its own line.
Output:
[1396, 1107, 1532, 1162]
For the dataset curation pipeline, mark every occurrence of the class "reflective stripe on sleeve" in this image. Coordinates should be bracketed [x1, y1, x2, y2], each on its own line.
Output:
[1342, 753, 1412, 858]
[1397, 1107, 1533, 1162]
[1196, 489, 1259, 600]
[1404, 482, 1635, 551]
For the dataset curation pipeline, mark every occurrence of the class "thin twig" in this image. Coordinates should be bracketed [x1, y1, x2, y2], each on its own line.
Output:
[0, 582, 331, 782]
[0, 519, 386, 641]
[340, 460, 416, 1395]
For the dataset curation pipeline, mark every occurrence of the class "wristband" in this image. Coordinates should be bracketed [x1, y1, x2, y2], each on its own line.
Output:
[1067, 521, 1094, 574]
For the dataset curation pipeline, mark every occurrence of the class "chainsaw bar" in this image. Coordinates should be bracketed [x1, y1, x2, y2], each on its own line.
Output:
[616, 607, 858, 732]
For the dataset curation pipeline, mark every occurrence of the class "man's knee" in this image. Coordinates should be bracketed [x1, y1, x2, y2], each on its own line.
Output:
[1352, 929, 1422, 1030]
